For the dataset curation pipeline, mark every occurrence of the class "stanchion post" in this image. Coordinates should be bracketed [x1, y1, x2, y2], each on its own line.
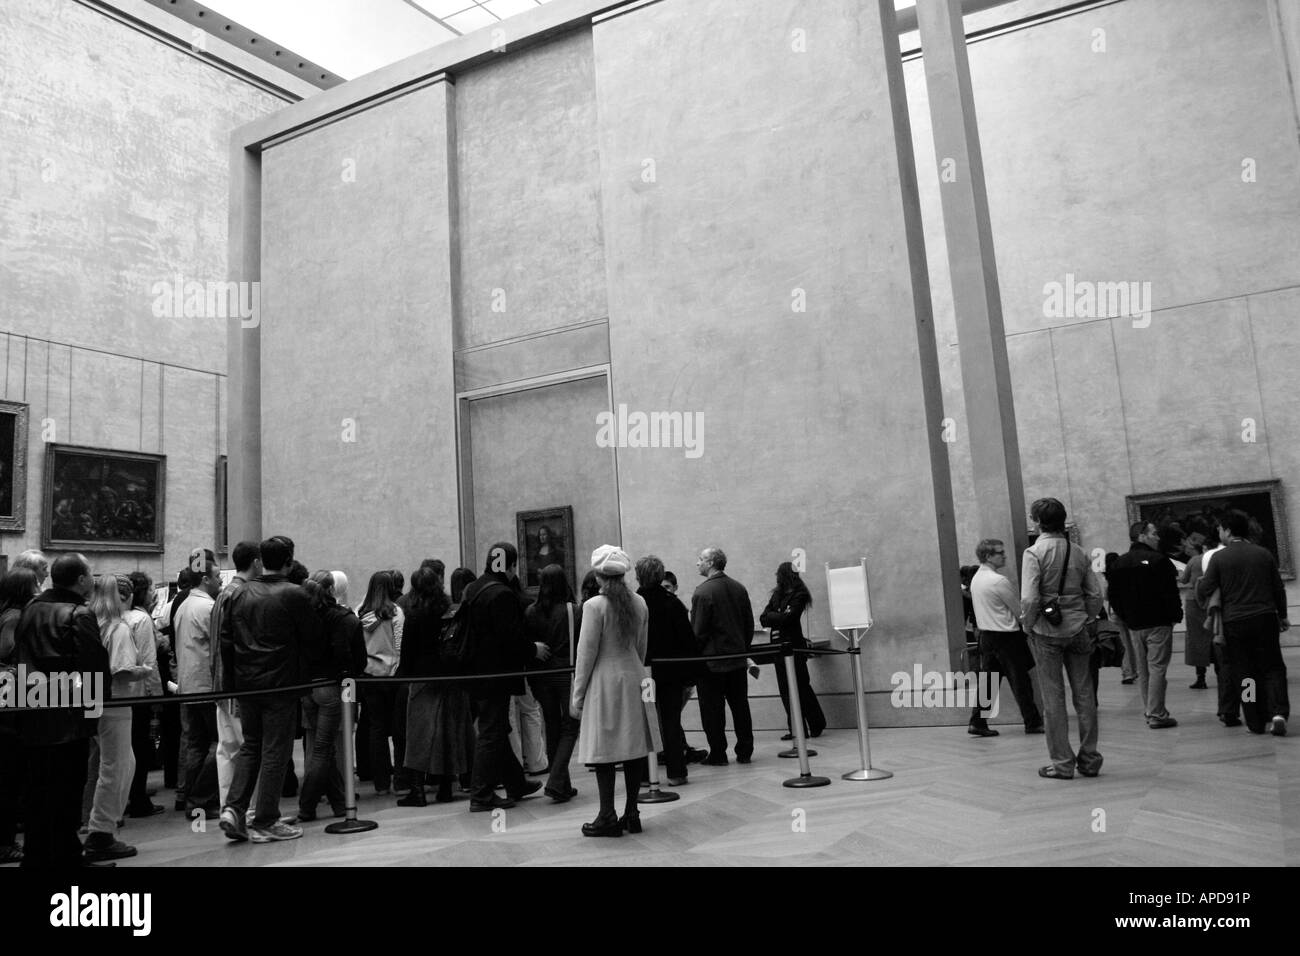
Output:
[842, 629, 892, 782]
[777, 640, 817, 759]
[782, 642, 830, 788]
[326, 679, 379, 834]
[637, 694, 679, 804]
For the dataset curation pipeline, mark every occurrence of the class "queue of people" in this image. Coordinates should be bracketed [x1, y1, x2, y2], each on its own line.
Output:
[0, 538, 823, 865]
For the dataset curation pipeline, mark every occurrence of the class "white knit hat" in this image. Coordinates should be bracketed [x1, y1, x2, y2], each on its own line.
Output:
[590, 544, 631, 576]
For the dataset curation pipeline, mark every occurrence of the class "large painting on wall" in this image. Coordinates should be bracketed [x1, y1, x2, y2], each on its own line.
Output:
[42, 444, 166, 552]
[1126, 480, 1291, 579]
[0, 401, 29, 532]
[517, 505, 575, 597]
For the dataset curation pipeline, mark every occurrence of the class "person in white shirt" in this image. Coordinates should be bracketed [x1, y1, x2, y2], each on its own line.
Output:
[968, 539, 1043, 736]
[174, 549, 221, 818]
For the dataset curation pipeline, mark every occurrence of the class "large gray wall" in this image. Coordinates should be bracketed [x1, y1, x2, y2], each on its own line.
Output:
[247, 0, 1300, 725]
[1, 0, 284, 581]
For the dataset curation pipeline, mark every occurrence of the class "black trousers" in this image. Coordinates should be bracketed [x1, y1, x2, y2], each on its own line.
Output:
[127, 704, 156, 809]
[158, 698, 182, 790]
[1223, 613, 1290, 731]
[697, 668, 753, 760]
[773, 646, 826, 736]
[180, 703, 219, 811]
[360, 684, 399, 792]
[21, 738, 89, 868]
[970, 629, 1042, 729]
[469, 694, 525, 803]
[1213, 641, 1239, 720]
[653, 673, 687, 778]
[0, 732, 22, 845]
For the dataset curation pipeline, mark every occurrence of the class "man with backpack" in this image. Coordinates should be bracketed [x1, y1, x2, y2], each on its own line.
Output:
[462, 542, 548, 812]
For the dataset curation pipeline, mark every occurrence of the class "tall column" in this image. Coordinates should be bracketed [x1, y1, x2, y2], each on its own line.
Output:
[916, 0, 1028, 569]
[227, 141, 262, 547]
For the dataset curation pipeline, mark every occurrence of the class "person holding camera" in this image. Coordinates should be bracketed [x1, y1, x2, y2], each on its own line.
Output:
[1020, 498, 1103, 780]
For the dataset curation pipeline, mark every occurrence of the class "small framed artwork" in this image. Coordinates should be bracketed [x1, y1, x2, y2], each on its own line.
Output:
[42, 444, 166, 552]
[516, 505, 576, 597]
[0, 400, 30, 532]
[1126, 480, 1292, 579]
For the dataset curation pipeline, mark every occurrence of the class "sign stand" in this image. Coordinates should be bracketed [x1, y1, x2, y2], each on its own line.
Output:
[826, 559, 893, 783]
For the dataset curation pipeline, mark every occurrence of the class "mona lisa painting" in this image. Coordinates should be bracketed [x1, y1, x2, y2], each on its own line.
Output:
[516, 506, 575, 596]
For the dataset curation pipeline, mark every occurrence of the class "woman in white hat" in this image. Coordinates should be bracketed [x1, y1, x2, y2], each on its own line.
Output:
[571, 545, 656, 836]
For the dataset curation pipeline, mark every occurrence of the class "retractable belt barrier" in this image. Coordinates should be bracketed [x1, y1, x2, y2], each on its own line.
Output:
[18, 641, 869, 839]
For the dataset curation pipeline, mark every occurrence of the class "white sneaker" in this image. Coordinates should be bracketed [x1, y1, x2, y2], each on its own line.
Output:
[1271, 716, 1287, 737]
[250, 821, 303, 843]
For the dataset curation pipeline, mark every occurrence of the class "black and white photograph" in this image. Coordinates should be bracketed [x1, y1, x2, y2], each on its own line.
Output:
[0, 0, 1295, 927]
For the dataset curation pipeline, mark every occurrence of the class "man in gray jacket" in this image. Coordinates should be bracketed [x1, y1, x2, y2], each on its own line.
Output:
[691, 547, 755, 765]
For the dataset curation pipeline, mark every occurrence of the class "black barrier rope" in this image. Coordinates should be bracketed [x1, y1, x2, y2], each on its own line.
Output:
[92, 678, 338, 709]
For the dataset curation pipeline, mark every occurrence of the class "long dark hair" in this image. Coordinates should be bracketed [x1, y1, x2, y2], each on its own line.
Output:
[771, 561, 811, 605]
[359, 571, 396, 620]
[450, 567, 476, 604]
[580, 570, 600, 603]
[407, 566, 449, 617]
[127, 571, 154, 611]
[0, 568, 39, 615]
[532, 564, 574, 616]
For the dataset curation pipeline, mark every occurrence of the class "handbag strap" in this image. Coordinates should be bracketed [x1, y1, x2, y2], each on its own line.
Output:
[566, 602, 575, 668]
[1038, 537, 1072, 604]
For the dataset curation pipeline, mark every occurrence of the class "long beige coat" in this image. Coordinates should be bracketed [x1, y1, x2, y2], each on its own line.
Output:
[572, 591, 656, 765]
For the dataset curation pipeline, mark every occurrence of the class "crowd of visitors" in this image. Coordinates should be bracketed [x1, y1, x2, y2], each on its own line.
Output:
[0, 537, 821, 865]
[1, 495, 1290, 867]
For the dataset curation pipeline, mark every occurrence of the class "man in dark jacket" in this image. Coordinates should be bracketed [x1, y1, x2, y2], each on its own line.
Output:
[464, 542, 545, 812]
[1196, 509, 1290, 736]
[691, 547, 755, 764]
[636, 554, 699, 785]
[1108, 521, 1183, 729]
[218, 535, 320, 843]
[14, 553, 108, 868]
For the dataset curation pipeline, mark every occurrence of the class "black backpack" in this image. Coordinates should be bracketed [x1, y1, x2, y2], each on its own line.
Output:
[438, 601, 472, 673]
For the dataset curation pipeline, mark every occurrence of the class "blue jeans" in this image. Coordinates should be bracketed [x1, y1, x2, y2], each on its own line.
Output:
[223, 691, 297, 828]
[1028, 629, 1101, 777]
[299, 684, 345, 817]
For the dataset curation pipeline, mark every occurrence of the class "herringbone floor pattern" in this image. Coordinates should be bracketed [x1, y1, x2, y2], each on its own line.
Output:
[115, 649, 1298, 866]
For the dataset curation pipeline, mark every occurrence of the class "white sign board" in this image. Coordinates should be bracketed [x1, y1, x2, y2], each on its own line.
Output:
[826, 560, 872, 631]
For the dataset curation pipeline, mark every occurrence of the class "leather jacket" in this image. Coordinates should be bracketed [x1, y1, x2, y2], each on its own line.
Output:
[219, 572, 319, 692]
[13, 587, 109, 746]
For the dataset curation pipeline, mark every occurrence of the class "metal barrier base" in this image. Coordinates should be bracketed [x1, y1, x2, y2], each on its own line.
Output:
[842, 768, 893, 781]
[778, 747, 817, 758]
[325, 818, 379, 834]
[783, 772, 831, 788]
[637, 787, 681, 804]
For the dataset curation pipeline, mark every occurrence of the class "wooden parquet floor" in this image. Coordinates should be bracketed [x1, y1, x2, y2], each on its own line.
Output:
[111, 649, 1298, 866]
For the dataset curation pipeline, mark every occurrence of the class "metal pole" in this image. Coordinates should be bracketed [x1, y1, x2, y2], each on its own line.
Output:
[778, 637, 816, 759]
[842, 630, 892, 781]
[638, 696, 679, 803]
[783, 643, 829, 788]
[326, 679, 379, 834]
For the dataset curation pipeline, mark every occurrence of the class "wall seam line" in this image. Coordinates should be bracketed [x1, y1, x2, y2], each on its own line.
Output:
[1047, 327, 1075, 517]
[1242, 296, 1276, 479]
[1107, 318, 1136, 493]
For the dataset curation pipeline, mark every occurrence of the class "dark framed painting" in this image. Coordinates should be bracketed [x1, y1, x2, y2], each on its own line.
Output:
[1126, 480, 1291, 580]
[0, 400, 29, 532]
[516, 505, 576, 597]
[215, 455, 228, 554]
[42, 444, 166, 552]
